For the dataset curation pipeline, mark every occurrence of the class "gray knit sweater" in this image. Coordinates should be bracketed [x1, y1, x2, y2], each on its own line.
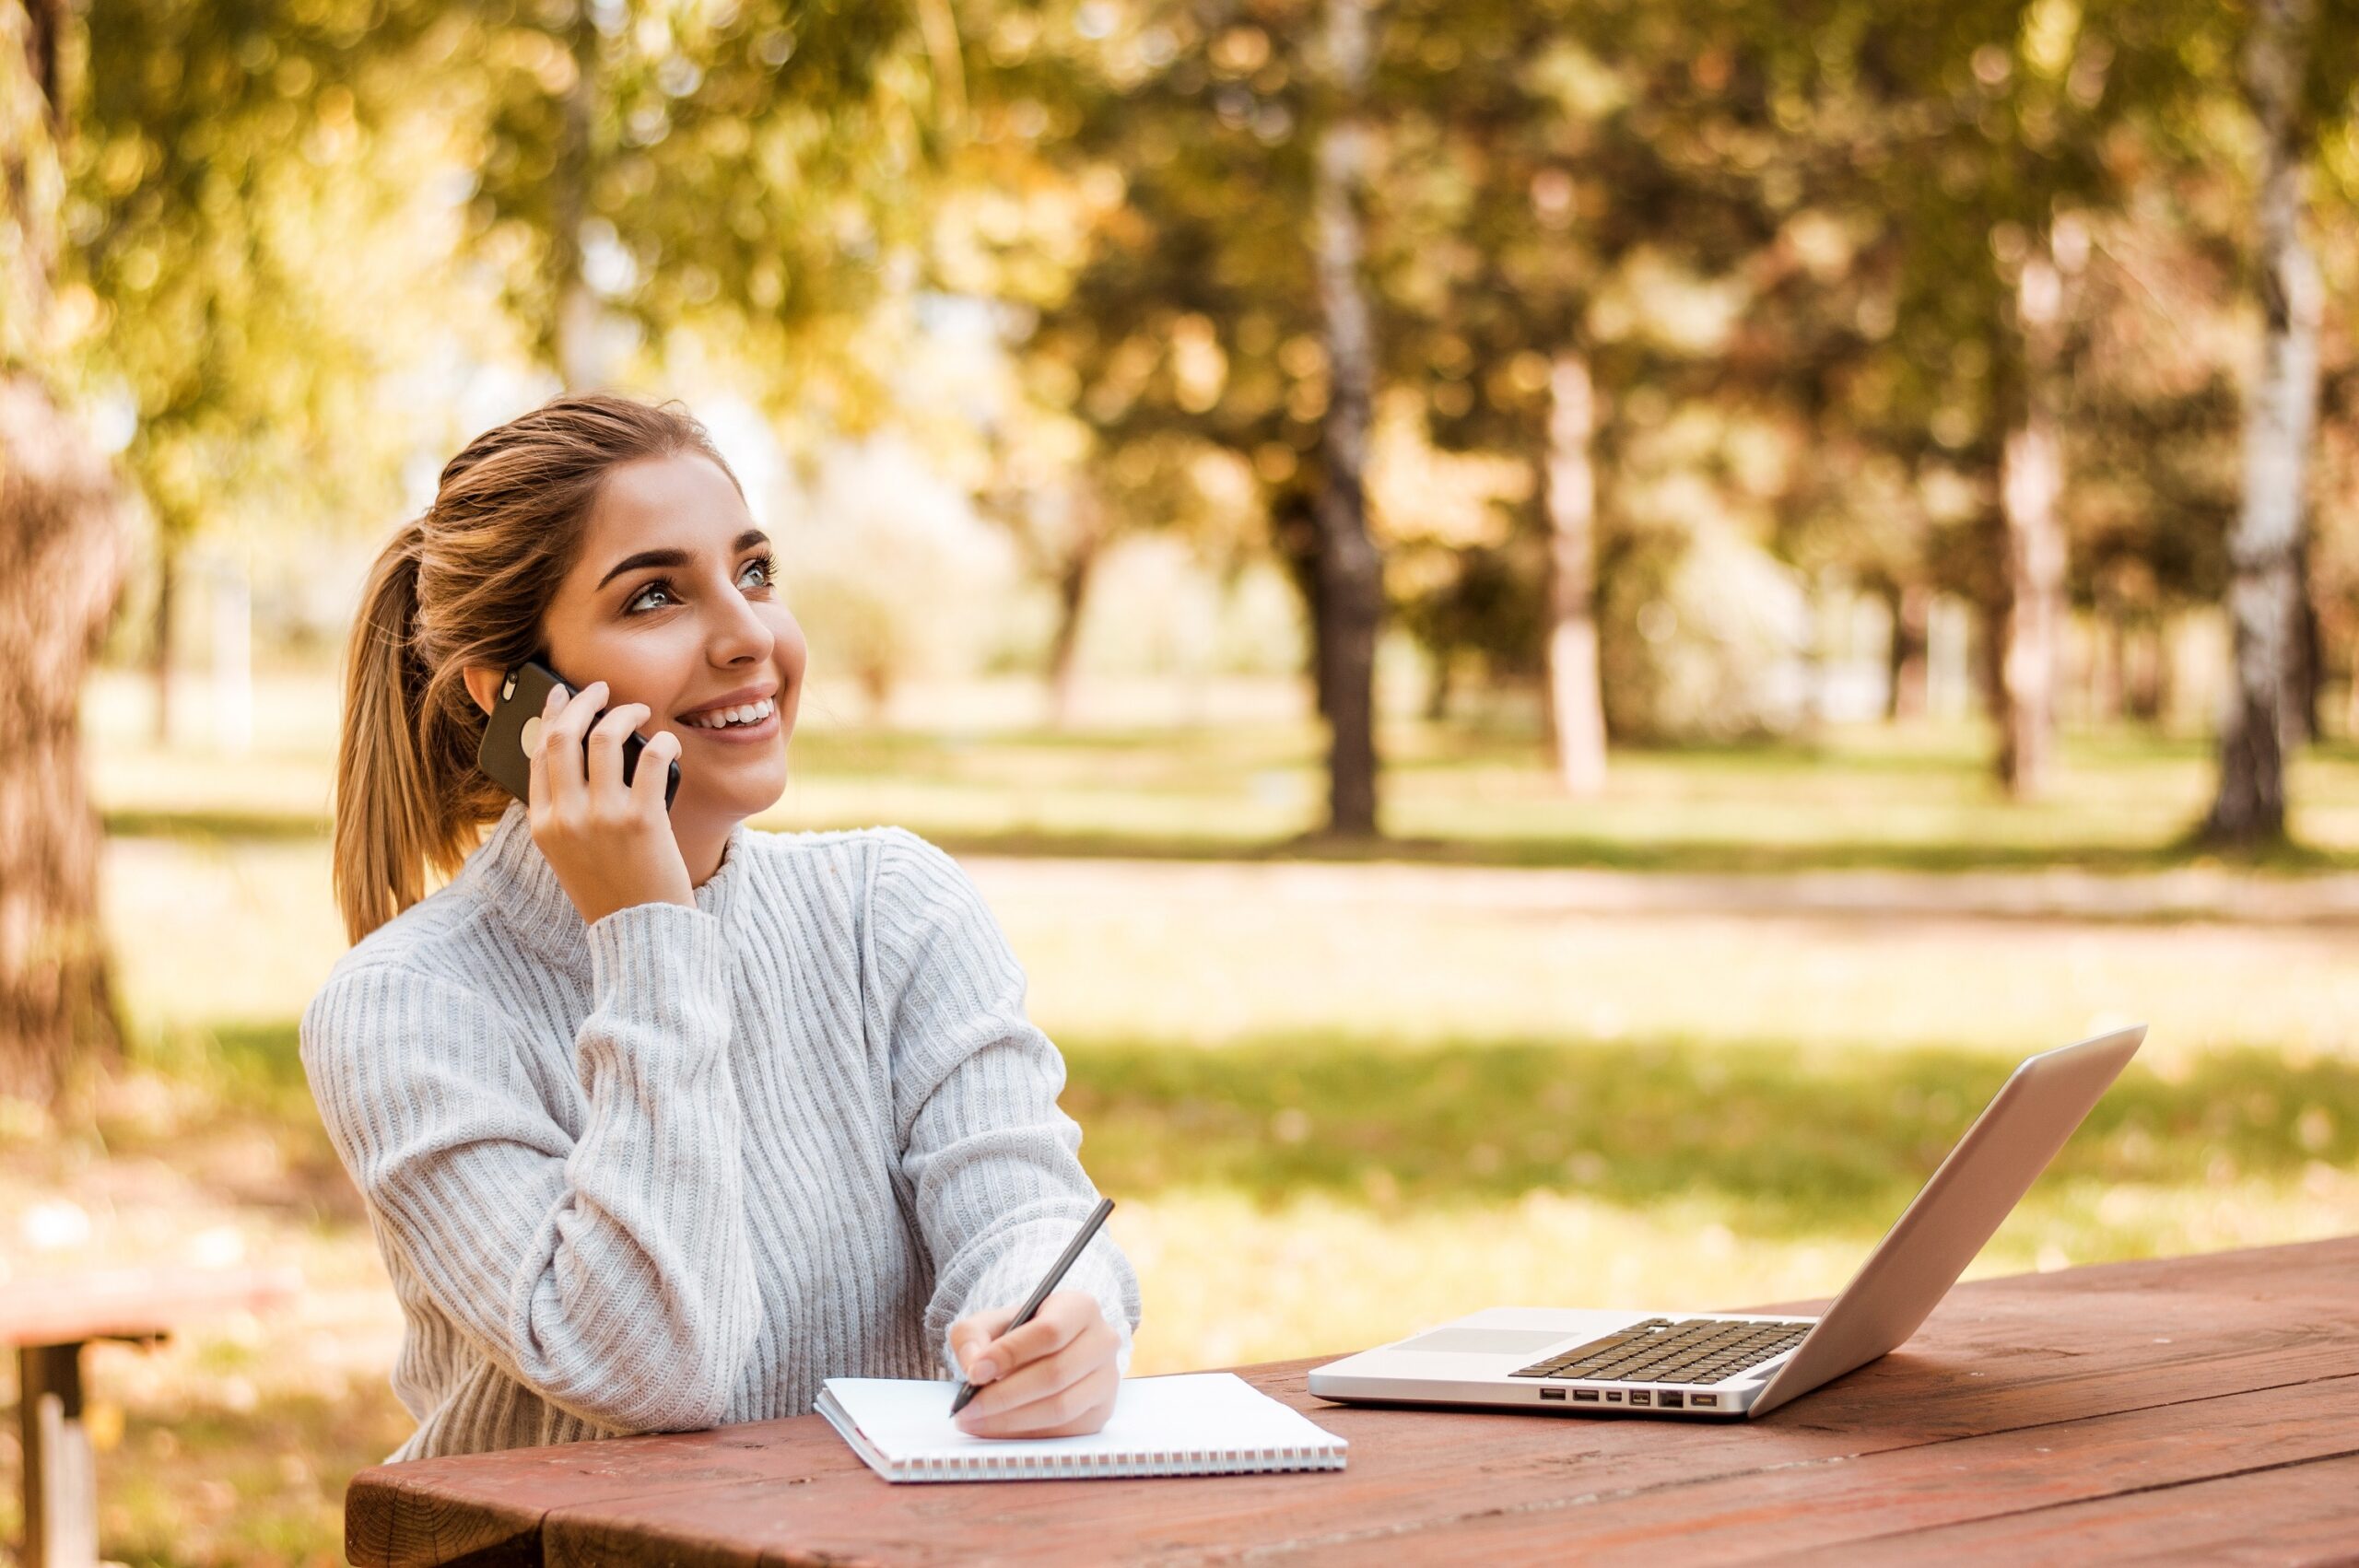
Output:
[300, 802, 1140, 1463]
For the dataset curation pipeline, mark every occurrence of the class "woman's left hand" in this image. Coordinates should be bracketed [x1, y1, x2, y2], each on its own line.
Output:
[948, 1290, 1121, 1437]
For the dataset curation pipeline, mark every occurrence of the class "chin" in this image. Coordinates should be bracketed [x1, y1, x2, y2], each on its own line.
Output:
[681, 768, 788, 827]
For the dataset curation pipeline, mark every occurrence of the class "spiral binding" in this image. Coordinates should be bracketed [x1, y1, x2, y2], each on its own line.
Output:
[900, 1440, 1344, 1481]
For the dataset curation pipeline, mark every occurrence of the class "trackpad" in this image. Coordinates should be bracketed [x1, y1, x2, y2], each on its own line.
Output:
[1393, 1328, 1575, 1355]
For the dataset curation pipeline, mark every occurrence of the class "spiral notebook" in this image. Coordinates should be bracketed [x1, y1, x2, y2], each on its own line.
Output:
[816, 1372, 1349, 1482]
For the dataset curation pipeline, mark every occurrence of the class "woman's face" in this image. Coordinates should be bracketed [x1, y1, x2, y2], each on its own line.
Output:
[537, 451, 805, 837]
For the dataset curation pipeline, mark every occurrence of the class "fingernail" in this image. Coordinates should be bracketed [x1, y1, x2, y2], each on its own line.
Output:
[969, 1359, 997, 1383]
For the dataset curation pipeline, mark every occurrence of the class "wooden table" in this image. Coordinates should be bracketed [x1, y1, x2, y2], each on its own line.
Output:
[346, 1237, 2359, 1566]
[5, 1264, 301, 1568]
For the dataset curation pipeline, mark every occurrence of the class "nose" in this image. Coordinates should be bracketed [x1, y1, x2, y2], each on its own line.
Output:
[708, 579, 774, 670]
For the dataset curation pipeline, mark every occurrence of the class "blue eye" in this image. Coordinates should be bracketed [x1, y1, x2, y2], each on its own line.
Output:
[617, 554, 773, 613]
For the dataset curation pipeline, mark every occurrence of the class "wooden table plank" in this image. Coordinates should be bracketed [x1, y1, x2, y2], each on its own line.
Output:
[345, 1237, 2359, 1568]
[346, 1422, 851, 1568]
[1344, 1374, 2359, 1564]
[1781, 1452, 2359, 1567]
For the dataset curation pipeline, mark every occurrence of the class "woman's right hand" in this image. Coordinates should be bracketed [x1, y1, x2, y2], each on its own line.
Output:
[527, 679, 694, 929]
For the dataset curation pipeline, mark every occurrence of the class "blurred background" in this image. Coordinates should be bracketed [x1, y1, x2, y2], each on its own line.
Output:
[5, 0, 2359, 1559]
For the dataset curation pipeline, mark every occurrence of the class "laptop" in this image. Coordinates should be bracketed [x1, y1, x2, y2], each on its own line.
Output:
[1308, 1025, 2143, 1420]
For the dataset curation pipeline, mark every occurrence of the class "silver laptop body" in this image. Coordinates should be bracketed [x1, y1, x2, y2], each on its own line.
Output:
[1307, 1025, 2144, 1420]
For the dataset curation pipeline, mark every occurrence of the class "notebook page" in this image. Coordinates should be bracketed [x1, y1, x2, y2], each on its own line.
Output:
[821, 1373, 1347, 1467]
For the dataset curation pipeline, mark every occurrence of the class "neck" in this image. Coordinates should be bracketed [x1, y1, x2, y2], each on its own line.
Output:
[672, 813, 738, 886]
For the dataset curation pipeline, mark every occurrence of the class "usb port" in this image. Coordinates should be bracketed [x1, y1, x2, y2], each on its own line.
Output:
[1573, 1389, 1601, 1402]
[1693, 1394, 1719, 1408]
[1627, 1390, 1652, 1407]
[1660, 1391, 1684, 1409]
[1540, 1387, 1567, 1401]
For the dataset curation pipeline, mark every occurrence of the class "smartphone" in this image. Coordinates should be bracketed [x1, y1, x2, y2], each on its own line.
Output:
[475, 658, 682, 811]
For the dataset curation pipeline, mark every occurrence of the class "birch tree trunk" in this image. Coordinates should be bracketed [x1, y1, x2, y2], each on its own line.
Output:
[0, 0, 133, 1104]
[1543, 350, 1607, 796]
[2208, 0, 2320, 845]
[1997, 251, 2068, 800]
[1309, 0, 1382, 836]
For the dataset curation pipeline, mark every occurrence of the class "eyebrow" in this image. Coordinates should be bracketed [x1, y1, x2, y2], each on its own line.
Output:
[596, 529, 769, 591]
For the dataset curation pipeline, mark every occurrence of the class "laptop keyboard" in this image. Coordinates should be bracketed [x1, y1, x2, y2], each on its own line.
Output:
[1508, 1317, 1811, 1386]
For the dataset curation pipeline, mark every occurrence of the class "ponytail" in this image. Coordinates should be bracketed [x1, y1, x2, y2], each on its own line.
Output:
[329, 392, 746, 943]
[334, 518, 445, 942]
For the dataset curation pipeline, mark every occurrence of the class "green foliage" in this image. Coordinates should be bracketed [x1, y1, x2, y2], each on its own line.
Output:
[72, 0, 445, 547]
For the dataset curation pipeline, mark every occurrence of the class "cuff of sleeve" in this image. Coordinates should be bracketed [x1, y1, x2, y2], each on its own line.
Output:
[585, 900, 731, 1022]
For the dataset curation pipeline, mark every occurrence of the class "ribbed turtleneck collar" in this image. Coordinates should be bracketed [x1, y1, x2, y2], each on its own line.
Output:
[465, 801, 752, 973]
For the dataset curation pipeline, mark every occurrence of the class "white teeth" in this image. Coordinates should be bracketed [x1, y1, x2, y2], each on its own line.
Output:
[686, 696, 774, 730]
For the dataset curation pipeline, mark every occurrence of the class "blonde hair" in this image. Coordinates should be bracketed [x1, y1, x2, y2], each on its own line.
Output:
[333, 392, 744, 942]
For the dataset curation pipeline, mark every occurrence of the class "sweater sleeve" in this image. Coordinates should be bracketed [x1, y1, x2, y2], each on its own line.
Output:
[864, 830, 1143, 1379]
[299, 902, 761, 1434]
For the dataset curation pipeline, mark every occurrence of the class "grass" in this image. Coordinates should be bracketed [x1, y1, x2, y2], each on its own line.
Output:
[4, 670, 2357, 1564]
[150, 1015, 2358, 1240]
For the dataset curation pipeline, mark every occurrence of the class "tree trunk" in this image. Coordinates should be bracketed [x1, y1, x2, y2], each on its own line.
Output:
[1886, 582, 1931, 721]
[0, 376, 133, 1105]
[2286, 531, 2321, 743]
[1, 0, 132, 1106]
[1997, 252, 2068, 800]
[1309, 0, 1381, 837]
[1543, 350, 1607, 797]
[551, 11, 601, 391]
[1044, 520, 1101, 731]
[2093, 611, 2126, 725]
[2142, 615, 2175, 725]
[151, 530, 177, 744]
[2209, 0, 2320, 846]
[1424, 650, 1453, 722]
[1266, 486, 1324, 714]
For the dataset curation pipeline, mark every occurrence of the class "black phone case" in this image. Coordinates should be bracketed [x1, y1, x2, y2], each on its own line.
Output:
[475, 659, 682, 811]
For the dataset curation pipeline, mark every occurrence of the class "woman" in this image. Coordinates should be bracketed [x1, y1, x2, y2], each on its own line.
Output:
[302, 392, 1138, 1462]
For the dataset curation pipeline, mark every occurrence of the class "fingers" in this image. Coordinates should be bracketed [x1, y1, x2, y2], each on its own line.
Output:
[535, 680, 605, 816]
[632, 727, 680, 813]
[949, 1308, 1017, 1383]
[587, 700, 652, 801]
[953, 1297, 1120, 1431]
[524, 681, 560, 812]
[957, 1353, 1119, 1438]
[958, 1293, 1089, 1389]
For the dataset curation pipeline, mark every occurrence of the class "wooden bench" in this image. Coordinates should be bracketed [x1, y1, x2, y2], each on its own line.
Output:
[3, 1265, 300, 1568]
[342, 1235, 2359, 1565]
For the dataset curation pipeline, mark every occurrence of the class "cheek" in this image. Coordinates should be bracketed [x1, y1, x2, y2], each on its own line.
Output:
[768, 609, 810, 692]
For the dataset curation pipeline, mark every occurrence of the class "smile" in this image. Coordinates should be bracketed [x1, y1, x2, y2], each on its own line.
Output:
[680, 696, 776, 731]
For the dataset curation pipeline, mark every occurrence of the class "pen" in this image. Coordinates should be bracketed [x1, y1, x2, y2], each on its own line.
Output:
[950, 1196, 1117, 1416]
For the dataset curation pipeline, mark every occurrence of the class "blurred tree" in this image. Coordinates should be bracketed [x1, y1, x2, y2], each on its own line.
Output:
[76, 0, 440, 740]
[1740, 0, 2211, 795]
[991, 0, 1400, 836]
[1379, 0, 1786, 788]
[2205, 0, 2357, 845]
[451, 0, 934, 410]
[0, 0, 133, 1105]
[1307, 0, 1382, 834]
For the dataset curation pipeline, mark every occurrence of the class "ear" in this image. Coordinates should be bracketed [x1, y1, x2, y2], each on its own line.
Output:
[462, 665, 507, 718]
